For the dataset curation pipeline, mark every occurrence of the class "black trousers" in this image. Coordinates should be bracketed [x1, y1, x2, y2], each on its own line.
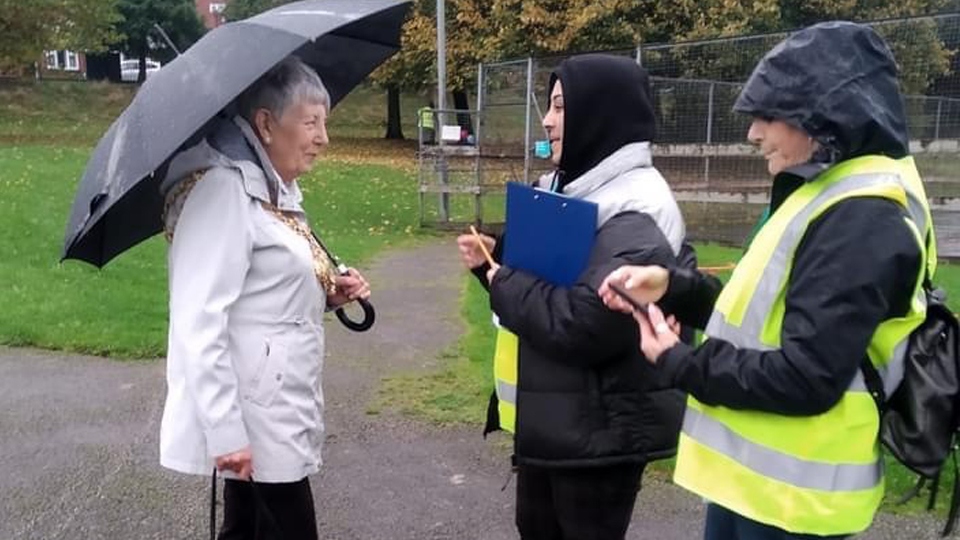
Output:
[218, 478, 318, 540]
[703, 504, 849, 540]
[516, 462, 645, 540]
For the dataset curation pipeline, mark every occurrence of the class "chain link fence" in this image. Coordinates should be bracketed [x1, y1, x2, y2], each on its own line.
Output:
[458, 14, 960, 252]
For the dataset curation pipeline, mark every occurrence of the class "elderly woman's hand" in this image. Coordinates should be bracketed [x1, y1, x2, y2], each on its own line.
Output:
[634, 303, 680, 364]
[216, 446, 253, 479]
[328, 267, 371, 307]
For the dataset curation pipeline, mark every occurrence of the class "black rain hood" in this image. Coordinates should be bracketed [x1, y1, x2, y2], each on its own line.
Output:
[549, 54, 656, 187]
[734, 21, 909, 162]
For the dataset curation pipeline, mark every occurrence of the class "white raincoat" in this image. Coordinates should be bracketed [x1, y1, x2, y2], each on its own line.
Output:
[159, 117, 326, 483]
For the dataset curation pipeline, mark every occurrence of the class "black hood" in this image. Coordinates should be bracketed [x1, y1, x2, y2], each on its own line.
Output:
[550, 54, 656, 186]
[734, 21, 909, 161]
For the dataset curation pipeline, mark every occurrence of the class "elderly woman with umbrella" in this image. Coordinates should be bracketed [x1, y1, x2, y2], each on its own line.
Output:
[61, 2, 410, 537]
[160, 55, 370, 539]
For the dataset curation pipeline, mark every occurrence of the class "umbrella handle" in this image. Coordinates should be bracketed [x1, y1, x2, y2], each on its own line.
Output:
[335, 298, 375, 332]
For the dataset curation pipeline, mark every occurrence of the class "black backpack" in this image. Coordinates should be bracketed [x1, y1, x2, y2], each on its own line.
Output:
[861, 284, 960, 536]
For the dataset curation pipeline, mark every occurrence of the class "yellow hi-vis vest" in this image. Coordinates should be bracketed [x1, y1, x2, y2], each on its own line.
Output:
[674, 155, 936, 536]
[418, 107, 435, 130]
[493, 328, 518, 433]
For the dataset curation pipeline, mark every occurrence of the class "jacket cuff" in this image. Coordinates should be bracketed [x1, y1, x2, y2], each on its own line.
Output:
[666, 267, 697, 299]
[488, 266, 515, 316]
[205, 416, 250, 458]
[471, 262, 492, 290]
[656, 341, 694, 385]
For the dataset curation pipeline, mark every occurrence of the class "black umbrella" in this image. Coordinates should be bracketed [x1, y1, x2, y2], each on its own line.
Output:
[62, 0, 410, 265]
[62, 0, 411, 331]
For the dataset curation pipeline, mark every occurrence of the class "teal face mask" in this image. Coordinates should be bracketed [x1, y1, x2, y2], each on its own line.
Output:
[534, 140, 551, 159]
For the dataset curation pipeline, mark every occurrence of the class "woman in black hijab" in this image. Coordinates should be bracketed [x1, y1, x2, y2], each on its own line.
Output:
[457, 54, 691, 540]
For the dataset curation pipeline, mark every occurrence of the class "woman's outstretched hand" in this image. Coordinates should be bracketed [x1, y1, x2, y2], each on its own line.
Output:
[634, 303, 680, 364]
[456, 233, 496, 269]
[598, 265, 669, 314]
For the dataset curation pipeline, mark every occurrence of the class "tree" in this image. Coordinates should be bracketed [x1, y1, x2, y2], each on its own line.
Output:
[685, 0, 951, 93]
[370, 2, 435, 139]
[653, 0, 951, 141]
[372, 0, 502, 139]
[489, 0, 700, 57]
[375, 0, 709, 139]
[370, 0, 952, 141]
[440, 0, 501, 131]
[115, 0, 204, 82]
[0, 0, 121, 73]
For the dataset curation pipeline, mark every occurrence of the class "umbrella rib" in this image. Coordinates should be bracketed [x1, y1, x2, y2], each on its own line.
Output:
[328, 30, 400, 50]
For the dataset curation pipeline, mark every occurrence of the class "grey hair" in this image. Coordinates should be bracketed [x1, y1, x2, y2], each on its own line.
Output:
[236, 56, 330, 123]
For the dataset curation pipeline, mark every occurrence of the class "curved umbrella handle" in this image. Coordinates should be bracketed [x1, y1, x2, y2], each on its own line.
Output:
[335, 298, 375, 332]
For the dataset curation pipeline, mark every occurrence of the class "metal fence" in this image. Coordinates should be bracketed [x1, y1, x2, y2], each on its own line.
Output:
[458, 13, 960, 250]
[479, 14, 960, 189]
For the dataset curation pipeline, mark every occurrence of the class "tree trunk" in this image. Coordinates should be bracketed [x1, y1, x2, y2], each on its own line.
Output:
[138, 48, 147, 84]
[452, 89, 473, 133]
[384, 85, 404, 140]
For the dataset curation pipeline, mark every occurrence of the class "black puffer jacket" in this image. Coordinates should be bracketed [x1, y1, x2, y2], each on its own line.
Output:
[477, 55, 688, 467]
[488, 214, 686, 466]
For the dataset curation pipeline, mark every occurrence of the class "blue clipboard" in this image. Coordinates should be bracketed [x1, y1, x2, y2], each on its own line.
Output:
[503, 182, 598, 286]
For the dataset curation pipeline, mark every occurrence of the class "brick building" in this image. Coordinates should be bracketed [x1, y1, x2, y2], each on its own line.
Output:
[38, 1, 231, 80]
[196, 0, 230, 29]
[38, 50, 87, 80]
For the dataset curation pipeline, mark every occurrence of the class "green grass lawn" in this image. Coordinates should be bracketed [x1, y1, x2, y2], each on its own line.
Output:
[0, 145, 422, 357]
[0, 79, 430, 356]
[0, 81, 135, 145]
[0, 80, 426, 146]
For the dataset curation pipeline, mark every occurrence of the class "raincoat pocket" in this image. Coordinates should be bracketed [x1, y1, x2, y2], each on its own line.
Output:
[250, 339, 289, 407]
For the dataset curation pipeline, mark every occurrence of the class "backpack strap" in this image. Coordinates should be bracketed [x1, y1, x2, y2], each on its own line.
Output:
[858, 219, 933, 411]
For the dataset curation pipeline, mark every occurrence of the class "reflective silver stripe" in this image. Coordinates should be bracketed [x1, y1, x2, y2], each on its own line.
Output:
[849, 370, 868, 392]
[739, 173, 906, 335]
[877, 338, 909, 397]
[705, 168, 921, 399]
[905, 190, 927, 239]
[497, 380, 517, 404]
[707, 173, 908, 346]
[683, 406, 882, 491]
[705, 311, 774, 351]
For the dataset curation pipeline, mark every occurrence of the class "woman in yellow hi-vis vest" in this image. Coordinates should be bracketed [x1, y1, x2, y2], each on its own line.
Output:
[456, 55, 691, 540]
[600, 22, 935, 540]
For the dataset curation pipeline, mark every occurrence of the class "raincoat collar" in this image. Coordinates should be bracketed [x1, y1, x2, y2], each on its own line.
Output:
[229, 116, 304, 211]
[164, 117, 305, 212]
[769, 162, 830, 213]
[160, 116, 304, 212]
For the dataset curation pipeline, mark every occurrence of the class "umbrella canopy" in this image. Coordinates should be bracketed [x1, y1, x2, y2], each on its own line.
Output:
[63, 0, 411, 267]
